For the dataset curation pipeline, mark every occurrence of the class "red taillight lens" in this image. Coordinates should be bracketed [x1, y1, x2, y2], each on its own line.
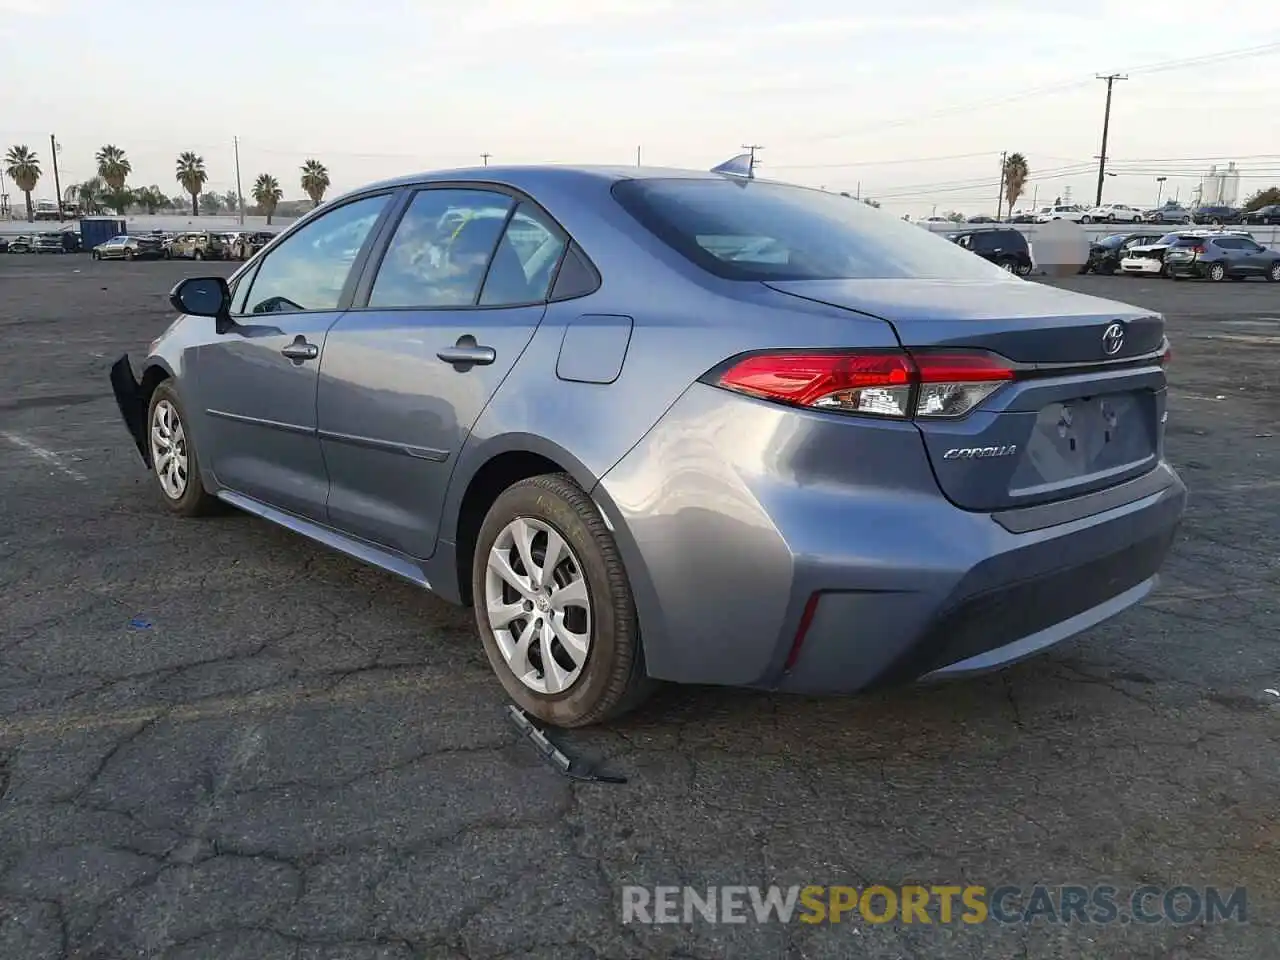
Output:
[717, 352, 915, 416]
[1161, 345, 1172, 365]
[714, 350, 1014, 420]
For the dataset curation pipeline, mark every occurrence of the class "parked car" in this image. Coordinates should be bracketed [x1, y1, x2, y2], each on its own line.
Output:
[32, 233, 65, 253]
[6, 235, 33, 253]
[226, 231, 275, 260]
[1082, 203, 1142, 223]
[1189, 205, 1241, 225]
[1006, 212, 1038, 224]
[1119, 229, 1252, 277]
[108, 163, 1185, 728]
[1035, 204, 1087, 223]
[1241, 204, 1280, 225]
[92, 235, 166, 261]
[166, 231, 228, 260]
[1140, 204, 1191, 224]
[1085, 232, 1165, 274]
[948, 227, 1033, 275]
[1165, 234, 1280, 282]
[0, 237, 7, 253]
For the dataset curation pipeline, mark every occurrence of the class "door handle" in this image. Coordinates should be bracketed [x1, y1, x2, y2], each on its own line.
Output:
[437, 334, 496, 369]
[280, 336, 319, 362]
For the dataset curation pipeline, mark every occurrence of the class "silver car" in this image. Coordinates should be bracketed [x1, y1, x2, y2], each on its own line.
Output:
[110, 164, 1186, 727]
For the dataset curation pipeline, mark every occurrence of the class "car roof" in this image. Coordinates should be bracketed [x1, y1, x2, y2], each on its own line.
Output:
[329, 164, 767, 203]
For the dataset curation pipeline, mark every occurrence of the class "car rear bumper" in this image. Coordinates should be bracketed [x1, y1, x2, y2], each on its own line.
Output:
[1120, 259, 1164, 274]
[594, 383, 1186, 695]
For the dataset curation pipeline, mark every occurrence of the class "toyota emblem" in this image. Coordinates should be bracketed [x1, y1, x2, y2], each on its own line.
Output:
[1102, 322, 1125, 356]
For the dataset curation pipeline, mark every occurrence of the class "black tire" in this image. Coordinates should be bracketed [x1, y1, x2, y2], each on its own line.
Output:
[91, 250, 99, 260]
[145, 381, 218, 517]
[471, 473, 653, 728]
[193, 250, 203, 261]
[1207, 262, 1227, 282]
[124, 248, 134, 260]
[1268, 262, 1280, 283]
[1015, 261, 1032, 276]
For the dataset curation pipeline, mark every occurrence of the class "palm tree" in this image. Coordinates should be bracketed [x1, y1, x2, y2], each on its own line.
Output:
[95, 144, 131, 189]
[222, 190, 239, 213]
[300, 159, 330, 208]
[175, 152, 208, 216]
[4, 145, 42, 222]
[252, 173, 283, 224]
[1003, 153, 1030, 215]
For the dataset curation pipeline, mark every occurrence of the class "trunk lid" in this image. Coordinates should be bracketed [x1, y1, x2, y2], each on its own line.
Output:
[764, 278, 1168, 512]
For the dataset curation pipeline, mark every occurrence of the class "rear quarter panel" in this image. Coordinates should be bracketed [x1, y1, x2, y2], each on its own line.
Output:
[439, 174, 906, 545]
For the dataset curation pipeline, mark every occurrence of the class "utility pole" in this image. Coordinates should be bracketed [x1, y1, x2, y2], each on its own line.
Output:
[1155, 176, 1167, 207]
[50, 134, 64, 221]
[996, 151, 1007, 220]
[481, 153, 491, 166]
[856, 181, 861, 200]
[636, 145, 641, 167]
[1094, 74, 1127, 205]
[233, 137, 245, 226]
[741, 144, 763, 176]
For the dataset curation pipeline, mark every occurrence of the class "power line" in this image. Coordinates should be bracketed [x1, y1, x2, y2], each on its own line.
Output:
[793, 41, 1280, 146]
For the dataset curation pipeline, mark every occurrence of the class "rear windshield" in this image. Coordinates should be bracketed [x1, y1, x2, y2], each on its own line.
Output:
[611, 178, 1010, 281]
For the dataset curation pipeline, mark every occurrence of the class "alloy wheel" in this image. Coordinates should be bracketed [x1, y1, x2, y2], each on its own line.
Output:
[150, 399, 189, 500]
[484, 516, 591, 695]
[1270, 263, 1280, 282]
[1209, 263, 1226, 281]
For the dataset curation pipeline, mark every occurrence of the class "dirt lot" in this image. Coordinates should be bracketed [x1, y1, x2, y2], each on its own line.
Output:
[1, 256, 1277, 959]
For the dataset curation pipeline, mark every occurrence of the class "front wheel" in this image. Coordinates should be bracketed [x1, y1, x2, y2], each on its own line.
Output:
[146, 382, 218, 516]
[472, 473, 653, 728]
[193, 250, 203, 261]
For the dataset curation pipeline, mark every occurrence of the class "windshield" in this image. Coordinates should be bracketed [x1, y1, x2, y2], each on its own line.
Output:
[1100, 235, 1128, 247]
[612, 177, 1012, 281]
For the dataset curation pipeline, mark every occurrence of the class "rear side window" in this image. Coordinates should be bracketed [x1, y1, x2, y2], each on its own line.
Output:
[612, 178, 1010, 281]
[367, 188, 514, 308]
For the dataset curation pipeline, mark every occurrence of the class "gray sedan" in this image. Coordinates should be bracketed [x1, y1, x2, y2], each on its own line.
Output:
[109, 163, 1186, 727]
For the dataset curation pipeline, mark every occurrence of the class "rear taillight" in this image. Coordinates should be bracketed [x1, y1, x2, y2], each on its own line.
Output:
[713, 350, 1014, 420]
[1161, 345, 1172, 365]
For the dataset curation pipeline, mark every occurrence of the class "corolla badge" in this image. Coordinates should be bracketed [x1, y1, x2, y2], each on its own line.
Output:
[942, 445, 1018, 460]
[1102, 322, 1125, 356]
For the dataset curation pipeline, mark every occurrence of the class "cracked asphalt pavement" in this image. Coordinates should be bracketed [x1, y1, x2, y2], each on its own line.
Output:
[1, 256, 1277, 959]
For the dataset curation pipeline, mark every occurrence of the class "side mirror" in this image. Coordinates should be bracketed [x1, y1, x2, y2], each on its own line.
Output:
[169, 276, 230, 325]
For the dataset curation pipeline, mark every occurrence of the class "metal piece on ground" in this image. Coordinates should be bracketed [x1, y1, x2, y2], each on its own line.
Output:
[506, 705, 627, 783]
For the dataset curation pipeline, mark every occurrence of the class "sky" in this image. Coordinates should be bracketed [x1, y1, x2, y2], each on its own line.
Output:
[2, 0, 1279, 217]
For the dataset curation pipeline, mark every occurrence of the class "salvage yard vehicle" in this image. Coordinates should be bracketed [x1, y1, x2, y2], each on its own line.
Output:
[109, 162, 1186, 727]
[1120, 229, 1254, 277]
[92, 235, 165, 261]
[1084, 232, 1164, 274]
[1165, 234, 1280, 281]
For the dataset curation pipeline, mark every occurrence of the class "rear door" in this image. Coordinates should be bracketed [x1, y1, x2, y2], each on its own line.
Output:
[316, 187, 568, 559]
[766, 279, 1168, 511]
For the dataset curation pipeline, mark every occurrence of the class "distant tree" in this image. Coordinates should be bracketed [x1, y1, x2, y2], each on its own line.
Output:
[175, 152, 208, 215]
[1242, 186, 1280, 212]
[103, 187, 136, 215]
[133, 186, 167, 215]
[169, 195, 187, 212]
[75, 176, 107, 214]
[223, 190, 239, 212]
[252, 173, 283, 224]
[95, 145, 132, 213]
[1002, 153, 1029, 214]
[4, 145, 41, 222]
[300, 159, 330, 208]
[200, 192, 223, 215]
[945, 210, 965, 223]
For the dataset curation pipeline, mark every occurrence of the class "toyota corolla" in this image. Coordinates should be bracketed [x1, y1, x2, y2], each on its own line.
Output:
[110, 160, 1186, 727]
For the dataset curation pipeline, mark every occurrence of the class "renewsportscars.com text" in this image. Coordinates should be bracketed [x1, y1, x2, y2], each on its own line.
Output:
[621, 884, 1247, 926]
